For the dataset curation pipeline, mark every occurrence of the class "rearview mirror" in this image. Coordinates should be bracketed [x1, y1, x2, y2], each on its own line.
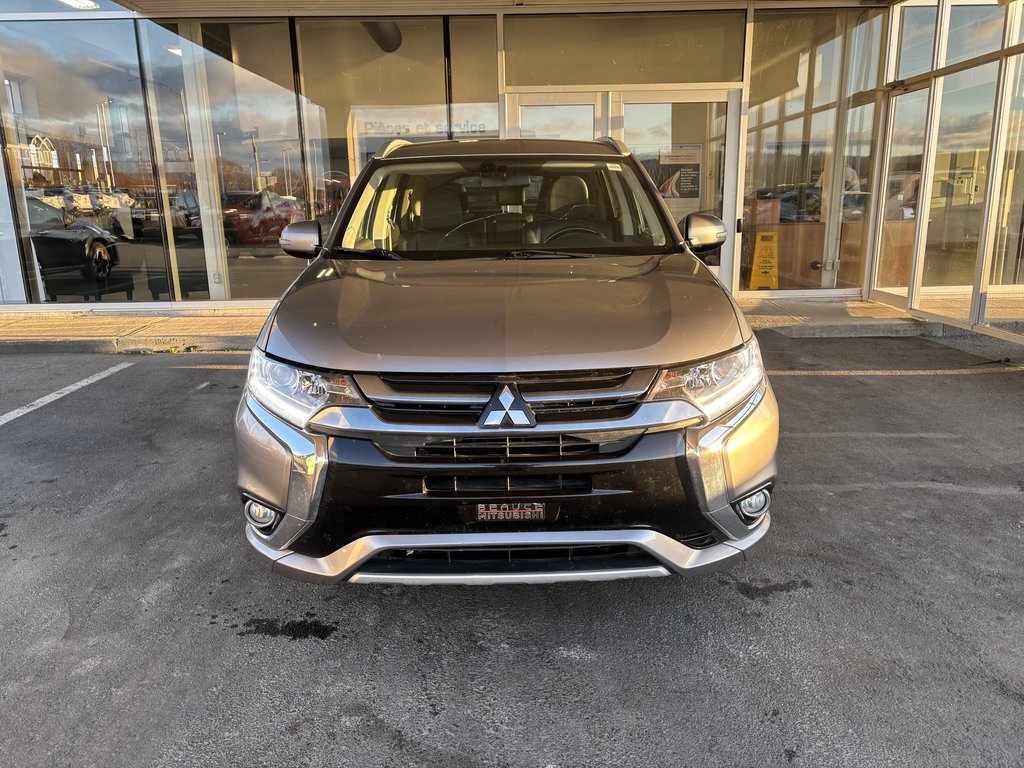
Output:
[680, 213, 727, 254]
[279, 220, 321, 259]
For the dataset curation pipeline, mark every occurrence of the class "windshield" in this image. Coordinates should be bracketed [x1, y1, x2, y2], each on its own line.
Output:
[337, 156, 673, 259]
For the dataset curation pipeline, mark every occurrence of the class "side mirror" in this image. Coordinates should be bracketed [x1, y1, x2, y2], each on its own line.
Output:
[680, 212, 727, 254]
[279, 220, 321, 259]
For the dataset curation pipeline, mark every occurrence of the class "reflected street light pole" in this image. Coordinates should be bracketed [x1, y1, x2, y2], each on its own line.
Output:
[215, 131, 226, 196]
[282, 146, 293, 197]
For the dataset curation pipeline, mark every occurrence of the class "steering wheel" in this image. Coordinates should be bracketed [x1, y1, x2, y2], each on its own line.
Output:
[542, 225, 610, 245]
[434, 211, 523, 254]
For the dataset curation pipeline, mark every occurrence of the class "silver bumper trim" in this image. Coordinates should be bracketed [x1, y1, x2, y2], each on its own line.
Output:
[244, 514, 770, 586]
[348, 566, 671, 585]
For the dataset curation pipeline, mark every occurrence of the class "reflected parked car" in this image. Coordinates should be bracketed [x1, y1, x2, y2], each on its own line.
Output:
[222, 189, 294, 250]
[25, 196, 119, 280]
[751, 184, 867, 223]
[167, 188, 297, 250]
[24, 195, 135, 300]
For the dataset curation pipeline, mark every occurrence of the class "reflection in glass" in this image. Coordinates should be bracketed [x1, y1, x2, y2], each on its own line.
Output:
[0, 0, 125, 10]
[0, 20, 166, 303]
[833, 103, 876, 288]
[625, 101, 727, 265]
[519, 105, 595, 141]
[897, 4, 938, 80]
[0, 149, 23, 302]
[985, 56, 1024, 329]
[137, 21, 212, 300]
[199, 21, 306, 298]
[945, 2, 1005, 68]
[450, 17, 499, 139]
[916, 63, 998, 321]
[504, 12, 744, 86]
[297, 17, 452, 227]
[876, 89, 929, 296]
[743, 9, 885, 290]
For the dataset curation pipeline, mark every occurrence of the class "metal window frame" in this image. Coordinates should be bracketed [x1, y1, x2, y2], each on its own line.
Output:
[890, 0, 1022, 337]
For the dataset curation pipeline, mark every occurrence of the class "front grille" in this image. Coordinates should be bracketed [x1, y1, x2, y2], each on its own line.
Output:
[356, 544, 664, 576]
[422, 474, 592, 496]
[353, 368, 658, 426]
[373, 432, 641, 463]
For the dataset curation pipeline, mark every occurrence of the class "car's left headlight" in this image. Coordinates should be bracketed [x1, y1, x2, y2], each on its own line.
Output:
[647, 337, 764, 421]
[246, 349, 365, 428]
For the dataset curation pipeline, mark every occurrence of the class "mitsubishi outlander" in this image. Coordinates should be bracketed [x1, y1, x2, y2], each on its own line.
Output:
[235, 138, 778, 585]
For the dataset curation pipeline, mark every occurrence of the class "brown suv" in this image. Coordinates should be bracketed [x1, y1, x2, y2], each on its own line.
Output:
[235, 138, 779, 585]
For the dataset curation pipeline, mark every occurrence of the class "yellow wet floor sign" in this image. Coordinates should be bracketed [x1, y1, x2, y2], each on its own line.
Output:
[750, 232, 779, 290]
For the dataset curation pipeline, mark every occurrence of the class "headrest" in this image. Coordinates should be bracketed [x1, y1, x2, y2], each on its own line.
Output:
[549, 176, 589, 212]
[419, 186, 464, 231]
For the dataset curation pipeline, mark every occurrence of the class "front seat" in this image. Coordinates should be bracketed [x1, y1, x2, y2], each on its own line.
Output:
[526, 175, 610, 244]
[547, 176, 589, 218]
[397, 185, 467, 253]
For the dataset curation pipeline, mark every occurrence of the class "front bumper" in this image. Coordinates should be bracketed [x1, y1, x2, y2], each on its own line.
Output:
[245, 515, 770, 585]
[235, 383, 779, 585]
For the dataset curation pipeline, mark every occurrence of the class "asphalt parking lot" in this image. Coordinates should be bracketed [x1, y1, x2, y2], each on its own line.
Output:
[1, 333, 1023, 767]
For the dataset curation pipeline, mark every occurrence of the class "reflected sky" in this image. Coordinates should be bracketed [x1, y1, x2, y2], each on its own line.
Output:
[0, 20, 153, 191]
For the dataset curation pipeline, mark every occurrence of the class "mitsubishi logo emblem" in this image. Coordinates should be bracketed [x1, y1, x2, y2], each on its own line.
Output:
[479, 384, 536, 428]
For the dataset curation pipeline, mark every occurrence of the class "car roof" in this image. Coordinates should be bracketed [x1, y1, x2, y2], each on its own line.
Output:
[378, 137, 627, 160]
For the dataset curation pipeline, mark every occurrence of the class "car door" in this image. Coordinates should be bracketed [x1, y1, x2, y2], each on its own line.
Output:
[25, 198, 83, 274]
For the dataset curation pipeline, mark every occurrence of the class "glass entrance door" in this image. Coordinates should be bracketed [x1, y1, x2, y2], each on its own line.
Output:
[505, 89, 741, 283]
[617, 90, 740, 282]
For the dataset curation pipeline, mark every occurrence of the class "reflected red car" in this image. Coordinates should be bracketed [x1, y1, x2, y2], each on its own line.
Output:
[222, 189, 294, 247]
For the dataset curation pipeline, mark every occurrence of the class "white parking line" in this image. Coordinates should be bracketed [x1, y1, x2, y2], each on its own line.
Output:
[0, 361, 136, 428]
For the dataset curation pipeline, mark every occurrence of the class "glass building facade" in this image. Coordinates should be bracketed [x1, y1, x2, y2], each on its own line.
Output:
[0, 0, 1021, 340]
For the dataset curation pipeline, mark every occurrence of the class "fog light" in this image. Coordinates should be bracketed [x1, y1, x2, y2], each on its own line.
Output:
[737, 490, 770, 522]
[245, 500, 279, 529]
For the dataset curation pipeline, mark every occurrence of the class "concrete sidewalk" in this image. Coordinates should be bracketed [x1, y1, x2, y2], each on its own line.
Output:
[0, 298, 939, 354]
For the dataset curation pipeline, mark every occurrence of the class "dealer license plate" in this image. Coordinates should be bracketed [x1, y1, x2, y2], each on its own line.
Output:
[474, 502, 547, 522]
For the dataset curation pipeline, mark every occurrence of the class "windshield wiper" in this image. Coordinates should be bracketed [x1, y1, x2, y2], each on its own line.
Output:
[332, 246, 404, 260]
[499, 249, 596, 260]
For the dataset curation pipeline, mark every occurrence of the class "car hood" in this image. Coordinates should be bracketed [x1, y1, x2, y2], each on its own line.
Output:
[264, 254, 746, 373]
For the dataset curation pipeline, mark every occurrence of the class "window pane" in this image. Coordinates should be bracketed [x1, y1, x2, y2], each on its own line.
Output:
[0, 20, 165, 304]
[897, 4, 938, 80]
[504, 12, 744, 86]
[297, 18, 448, 223]
[916, 63, 998, 321]
[137, 22, 212, 301]
[520, 105, 595, 141]
[944, 2, 1005, 68]
[199, 20, 305, 299]
[876, 88, 930, 296]
[985, 56, 1024, 330]
[744, 9, 885, 290]
[450, 17, 498, 139]
[0, 1, 124, 10]
[625, 101, 728, 265]
[0, 148, 24, 302]
[835, 102, 876, 288]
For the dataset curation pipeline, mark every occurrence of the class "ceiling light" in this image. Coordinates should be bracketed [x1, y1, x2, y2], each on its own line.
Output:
[167, 47, 182, 56]
[57, 0, 101, 9]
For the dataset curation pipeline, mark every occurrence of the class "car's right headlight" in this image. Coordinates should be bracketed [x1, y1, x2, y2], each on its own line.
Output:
[246, 349, 365, 428]
[647, 337, 764, 422]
